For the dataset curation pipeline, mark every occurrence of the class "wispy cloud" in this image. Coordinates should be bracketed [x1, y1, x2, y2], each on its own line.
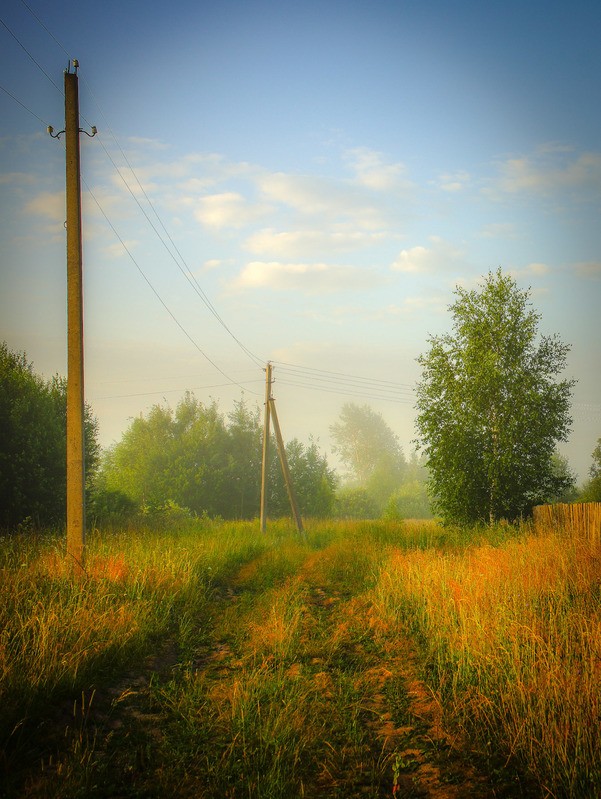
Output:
[24, 191, 64, 221]
[573, 261, 601, 279]
[104, 240, 138, 259]
[344, 147, 411, 191]
[193, 192, 272, 229]
[391, 236, 464, 273]
[509, 262, 550, 279]
[495, 147, 601, 195]
[436, 170, 470, 192]
[244, 227, 388, 258]
[230, 261, 381, 294]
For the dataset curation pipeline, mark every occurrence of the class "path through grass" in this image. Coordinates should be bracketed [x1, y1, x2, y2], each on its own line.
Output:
[2, 519, 596, 797]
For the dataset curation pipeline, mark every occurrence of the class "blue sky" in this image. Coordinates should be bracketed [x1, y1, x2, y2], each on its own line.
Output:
[1, 0, 600, 481]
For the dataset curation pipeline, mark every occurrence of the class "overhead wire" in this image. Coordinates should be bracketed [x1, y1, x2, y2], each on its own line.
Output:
[82, 176, 260, 395]
[0, 15, 63, 95]
[15, 0, 265, 371]
[274, 378, 416, 405]
[0, 81, 50, 127]
[95, 379, 265, 401]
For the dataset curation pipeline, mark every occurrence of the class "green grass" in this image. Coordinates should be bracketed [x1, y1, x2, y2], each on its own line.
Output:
[1, 517, 598, 797]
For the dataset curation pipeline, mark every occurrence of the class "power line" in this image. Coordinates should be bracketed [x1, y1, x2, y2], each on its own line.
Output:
[18, 0, 71, 58]
[274, 378, 416, 405]
[273, 361, 416, 394]
[0, 15, 63, 95]
[15, 0, 264, 368]
[92, 132, 263, 367]
[83, 177, 260, 396]
[93, 131, 264, 368]
[94, 379, 264, 400]
[0, 81, 49, 126]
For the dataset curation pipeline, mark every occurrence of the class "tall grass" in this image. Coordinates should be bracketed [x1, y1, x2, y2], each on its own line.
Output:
[0, 522, 269, 760]
[372, 524, 601, 797]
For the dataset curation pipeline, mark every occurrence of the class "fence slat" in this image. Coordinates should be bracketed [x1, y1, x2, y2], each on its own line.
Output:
[533, 502, 601, 544]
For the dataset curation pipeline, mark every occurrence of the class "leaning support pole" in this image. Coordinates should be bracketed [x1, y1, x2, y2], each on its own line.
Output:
[269, 397, 305, 538]
[64, 66, 86, 575]
[259, 362, 272, 532]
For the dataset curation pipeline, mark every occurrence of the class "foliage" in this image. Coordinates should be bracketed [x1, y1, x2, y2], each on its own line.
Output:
[0, 342, 99, 529]
[383, 479, 433, 520]
[268, 437, 337, 518]
[548, 452, 578, 503]
[333, 486, 380, 519]
[330, 402, 406, 487]
[578, 437, 601, 501]
[99, 394, 336, 520]
[415, 270, 575, 524]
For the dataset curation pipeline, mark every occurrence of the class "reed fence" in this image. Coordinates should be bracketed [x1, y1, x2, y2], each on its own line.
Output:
[532, 502, 601, 544]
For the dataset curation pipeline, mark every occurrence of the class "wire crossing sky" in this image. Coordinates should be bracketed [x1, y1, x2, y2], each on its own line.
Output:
[1, 0, 600, 480]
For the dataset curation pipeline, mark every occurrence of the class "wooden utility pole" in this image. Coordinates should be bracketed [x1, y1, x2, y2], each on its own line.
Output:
[260, 362, 272, 532]
[269, 398, 305, 537]
[259, 362, 305, 538]
[64, 63, 86, 574]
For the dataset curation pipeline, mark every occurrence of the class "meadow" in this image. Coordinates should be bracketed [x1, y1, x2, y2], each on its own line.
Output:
[1, 518, 599, 798]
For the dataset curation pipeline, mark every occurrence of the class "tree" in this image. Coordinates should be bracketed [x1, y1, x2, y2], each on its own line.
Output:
[579, 437, 601, 502]
[98, 394, 336, 521]
[268, 437, 337, 518]
[414, 270, 575, 524]
[330, 403, 406, 496]
[0, 342, 99, 529]
[333, 486, 379, 519]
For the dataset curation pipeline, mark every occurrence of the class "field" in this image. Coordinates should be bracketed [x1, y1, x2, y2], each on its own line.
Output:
[1, 519, 600, 798]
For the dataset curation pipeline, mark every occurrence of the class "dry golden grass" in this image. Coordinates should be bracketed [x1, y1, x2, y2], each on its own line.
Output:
[372, 524, 601, 797]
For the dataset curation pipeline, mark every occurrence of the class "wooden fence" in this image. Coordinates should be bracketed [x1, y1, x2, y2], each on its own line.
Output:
[532, 502, 601, 544]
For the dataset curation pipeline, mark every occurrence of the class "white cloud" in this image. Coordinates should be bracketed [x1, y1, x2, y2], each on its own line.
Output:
[104, 240, 137, 259]
[193, 192, 271, 229]
[509, 262, 550, 279]
[437, 170, 470, 192]
[344, 147, 410, 191]
[24, 191, 64, 221]
[496, 148, 601, 195]
[244, 227, 388, 258]
[230, 261, 381, 294]
[391, 245, 430, 273]
[391, 236, 463, 273]
[573, 261, 601, 279]
[202, 258, 225, 270]
[258, 171, 393, 230]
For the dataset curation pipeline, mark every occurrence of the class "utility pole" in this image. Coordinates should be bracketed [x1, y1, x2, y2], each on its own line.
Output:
[259, 362, 305, 538]
[269, 398, 305, 538]
[260, 362, 272, 532]
[65, 65, 85, 574]
[49, 61, 96, 574]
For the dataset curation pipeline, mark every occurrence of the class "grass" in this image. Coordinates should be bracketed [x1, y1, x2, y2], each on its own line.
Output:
[1, 517, 599, 797]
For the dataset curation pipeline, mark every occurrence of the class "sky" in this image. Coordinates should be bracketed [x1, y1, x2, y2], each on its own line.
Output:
[1, 0, 600, 483]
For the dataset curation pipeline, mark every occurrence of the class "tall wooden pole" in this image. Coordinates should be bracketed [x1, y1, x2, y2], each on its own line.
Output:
[259, 362, 272, 532]
[65, 66, 86, 574]
[269, 398, 305, 538]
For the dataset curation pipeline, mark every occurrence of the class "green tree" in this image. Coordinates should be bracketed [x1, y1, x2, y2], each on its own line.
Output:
[269, 437, 337, 518]
[0, 342, 99, 529]
[330, 403, 406, 503]
[415, 270, 575, 524]
[579, 437, 601, 502]
[333, 486, 379, 519]
[383, 480, 433, 520]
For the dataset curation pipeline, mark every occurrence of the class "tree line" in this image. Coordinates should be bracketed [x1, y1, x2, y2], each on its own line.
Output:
[0, 341, 431, 528]
[2, 270, 599, 531]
